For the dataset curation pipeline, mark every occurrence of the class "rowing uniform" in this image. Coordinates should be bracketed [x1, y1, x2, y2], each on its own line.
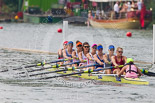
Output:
[95, 54, 105, 69]
[125, 64, 138, 78]
[112, 56, 125, 71]
[87, 53, 95, 65]
[65, 49, 74, 62]
[73, 51, 80, 63]
[105, 54, 113, 67]
[79, 52, 88, 66]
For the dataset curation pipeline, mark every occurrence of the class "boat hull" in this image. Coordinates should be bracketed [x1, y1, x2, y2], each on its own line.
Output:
[89, 18, 151, 29]
[48, 68, 149, 85]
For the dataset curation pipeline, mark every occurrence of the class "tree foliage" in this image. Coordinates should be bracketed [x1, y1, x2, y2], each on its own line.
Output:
[3, 0, 18, 12]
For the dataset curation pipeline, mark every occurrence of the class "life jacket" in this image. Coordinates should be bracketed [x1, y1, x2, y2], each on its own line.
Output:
[125, 63, 137, 73]
[125, 63, 138, 78]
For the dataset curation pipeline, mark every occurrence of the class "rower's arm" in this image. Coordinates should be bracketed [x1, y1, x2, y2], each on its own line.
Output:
[118, 66, 126, 76]
[86, 53, 92, 60]
[123, 56, 127, 63]
[72, 51, 77, 59]
[58, 49, 61, 56]
[103, 54, 110, 64]
[111, 56, 118, 66]
[63, 50, 69, 59]
[136, 65, 143, 76]
[79, 52, 84, 62]
[94, 54, 103, 65]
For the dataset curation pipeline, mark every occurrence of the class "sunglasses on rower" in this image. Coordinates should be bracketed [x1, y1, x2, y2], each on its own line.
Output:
[118, 51, 123, 53]
[77, 45, 82, 47]
[92, 46, 97, 49]
[98, 48, 103, 51]
[109, 48, 114, 51]
[68, 44, 73, 46]
[84, 46, 90, 48]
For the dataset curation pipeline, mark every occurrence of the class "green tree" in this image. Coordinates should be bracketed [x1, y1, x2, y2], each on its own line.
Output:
[3, 0, 18, 12]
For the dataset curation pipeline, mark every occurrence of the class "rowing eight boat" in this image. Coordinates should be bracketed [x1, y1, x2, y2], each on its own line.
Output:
[47, 67, 149, 85]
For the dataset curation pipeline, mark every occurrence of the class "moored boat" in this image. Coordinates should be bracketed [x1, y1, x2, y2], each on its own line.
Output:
[88, 0, 152, 29]
[89, 17, 151, 29]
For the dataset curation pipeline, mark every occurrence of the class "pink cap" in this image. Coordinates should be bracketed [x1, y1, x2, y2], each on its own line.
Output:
[63, 41, 68, 44]
[91, 44, 97, 48]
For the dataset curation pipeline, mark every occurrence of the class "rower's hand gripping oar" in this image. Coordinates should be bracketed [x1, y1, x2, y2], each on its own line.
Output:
[0, 58, 73, 72]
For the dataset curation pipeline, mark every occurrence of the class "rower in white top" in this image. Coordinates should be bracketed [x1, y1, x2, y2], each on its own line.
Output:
[86, 44, 97, 69]
[79, 42, 90, 69]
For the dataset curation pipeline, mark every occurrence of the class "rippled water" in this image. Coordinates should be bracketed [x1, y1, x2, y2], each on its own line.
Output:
[0, 23, 154, 103]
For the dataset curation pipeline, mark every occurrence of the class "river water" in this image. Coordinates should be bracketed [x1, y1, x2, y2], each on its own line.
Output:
[0, 22, 154, 103]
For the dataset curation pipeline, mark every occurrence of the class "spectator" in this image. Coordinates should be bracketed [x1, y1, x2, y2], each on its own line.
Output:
[137, 0, 142, 10]
[131, 0, 136, 10]
[119, 2, 128, 18]
[96, 8, 100, 18]
[114, 2, 120, 19]
[127, 2, 131, 12]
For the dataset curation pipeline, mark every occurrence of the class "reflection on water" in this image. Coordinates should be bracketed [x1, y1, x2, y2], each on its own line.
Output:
[0, 23, 154, 103]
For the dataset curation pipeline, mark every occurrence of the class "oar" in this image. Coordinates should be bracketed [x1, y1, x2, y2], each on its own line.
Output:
[0, 58, 73, 72]
[93, 65, 124, 72]
[18, 60, 85, 74]
[36, 64, 98, 80]
[29, 65, 82, 77]
[28, 60, 86, 72]
[18, 60, 87, 76]
[29, 61, 88, 77]
[141, 69, 155, 76]
[36, 65, 123, 80]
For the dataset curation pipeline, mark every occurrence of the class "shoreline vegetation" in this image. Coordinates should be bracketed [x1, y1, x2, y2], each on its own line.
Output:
[0, 0, 154, 29]
[145, 0, 155, 29]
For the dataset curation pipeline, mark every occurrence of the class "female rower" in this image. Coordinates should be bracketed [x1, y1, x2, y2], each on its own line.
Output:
[117, 58, 143, 78]
[86, 44, 97, 69]
[79, 42, 90, 67]
[104, 45, 115, 74]
[72, 40, 83, 67]
[111, 47, 127, 74]
[57, 41, 68, 65]
[94, 44, 109, 72]
[63, 41, 74, 64]
[57, 41, 68, 59]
